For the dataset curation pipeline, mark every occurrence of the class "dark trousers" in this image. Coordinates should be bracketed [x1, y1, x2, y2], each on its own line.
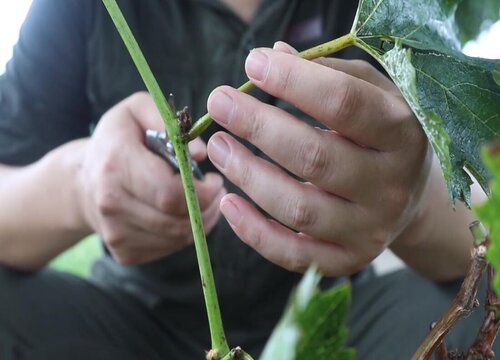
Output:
[0, 265, 496, 360]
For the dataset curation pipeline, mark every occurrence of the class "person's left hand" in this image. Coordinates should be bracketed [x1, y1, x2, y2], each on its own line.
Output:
[206, 43, 432, 276]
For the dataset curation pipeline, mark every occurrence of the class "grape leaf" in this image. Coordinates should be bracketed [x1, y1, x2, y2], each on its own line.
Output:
[259, 267, 354, 360]
[494, 63, 500, 87]
[352, 0, 500, 204]
[412, 52, 500, 201]
[353, 0, 461, 52]
[475, 148, 500, 295]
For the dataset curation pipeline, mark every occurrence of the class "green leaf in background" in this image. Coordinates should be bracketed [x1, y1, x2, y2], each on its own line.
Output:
[295, 284, 354, 360]
[352, 0, 500, 204]
[50, 234, 103, 277]
[259, 267, 354, 360]
[475, 148, 500, 295]
[455, 0, 500, 45]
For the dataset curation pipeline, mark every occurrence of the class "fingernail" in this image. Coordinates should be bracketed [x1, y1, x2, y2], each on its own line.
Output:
[220, 198, 242, 227]
[246, 50, 269, 82]
[208, 91, 233, 125]
[208, 136, 230, 169]
[273, 41, 298, 55]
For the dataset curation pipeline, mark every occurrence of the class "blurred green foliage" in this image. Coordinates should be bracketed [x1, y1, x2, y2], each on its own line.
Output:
[50, 234, 102, 277]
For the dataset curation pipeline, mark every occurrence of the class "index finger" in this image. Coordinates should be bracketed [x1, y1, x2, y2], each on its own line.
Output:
[273, 41, 397, 93]
[244, 48, 410, 150]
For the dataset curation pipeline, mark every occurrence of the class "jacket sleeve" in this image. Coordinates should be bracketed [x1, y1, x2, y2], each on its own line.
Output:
[0, 0, 92, 165]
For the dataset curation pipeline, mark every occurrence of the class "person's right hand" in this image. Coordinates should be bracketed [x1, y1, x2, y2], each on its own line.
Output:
[77, 92, 225, 265]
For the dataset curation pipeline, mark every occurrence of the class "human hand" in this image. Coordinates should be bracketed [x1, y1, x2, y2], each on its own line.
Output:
[78, 92, 225, 265]
[206, 43, 432, 276]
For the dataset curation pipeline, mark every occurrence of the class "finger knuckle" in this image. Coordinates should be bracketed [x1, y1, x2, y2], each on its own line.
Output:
[174, 224, 192, 240]
[147, 218, 169, 235]
[157, 194, 177, 213]
[298, 140, 328, 180]
[103, 229, 125, 249]
[330, 80, 359, 123]
[96, 189, 121, 216]
[285, 248, 310, 273]
[236, 162, 254, 190]
[251, 233, 264, 254]
[345, 249, 374, 274]
[244, 112, 266, 144]
[370, 227, 392, 249]
[100, 154, 119, 175]
[236, 101, 265, 144]
[381, 96, 409, 140]
[248, 223, 264, 251]
[284, 196, 315, 230]
[238, 217, 267, 254]
[114, 253, 137, 266]
[347, 257, 369, 275]
[273, 65, 298, 97]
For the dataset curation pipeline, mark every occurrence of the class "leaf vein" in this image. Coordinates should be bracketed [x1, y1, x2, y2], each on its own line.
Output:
[402, 24, 425, 41]
[356, 0, 384, 35]
[416, 68, 500, 137]
[447, 82, 500, 97]
[484, 114, 500, 125]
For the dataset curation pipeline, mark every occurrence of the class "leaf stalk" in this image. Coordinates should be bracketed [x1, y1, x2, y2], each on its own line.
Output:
[185, 33, 355, 141]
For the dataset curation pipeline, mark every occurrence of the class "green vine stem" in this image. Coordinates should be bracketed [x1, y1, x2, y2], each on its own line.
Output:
[185, 33, 355, 141]
[101, 0, 229, 356]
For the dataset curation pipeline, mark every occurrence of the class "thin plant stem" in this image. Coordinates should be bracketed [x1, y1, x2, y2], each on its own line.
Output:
[411, 221, 489, 360]
[434, 338, 449, 360]
[101, 0, 229, 355]
[465, 265, 500, 360]
[185, 33, 355, 141]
